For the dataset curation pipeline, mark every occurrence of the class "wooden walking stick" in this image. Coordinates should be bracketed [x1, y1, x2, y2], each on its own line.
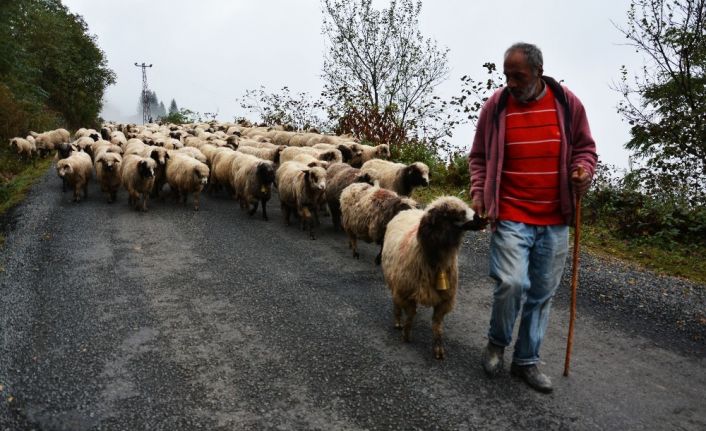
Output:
[564, 166, 585, 377]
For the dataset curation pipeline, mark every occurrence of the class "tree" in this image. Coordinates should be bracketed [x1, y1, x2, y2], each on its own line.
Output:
[169, 98, 178, 114]
[239, 86, 330, 131]
[614, 0, 706, 205]
[0, 0, 115, 136]
[321, 0, 451, 149]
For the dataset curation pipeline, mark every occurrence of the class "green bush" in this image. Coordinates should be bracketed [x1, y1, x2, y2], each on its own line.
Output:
[583, 163, 706, 247]
[391, 139, 447, 184]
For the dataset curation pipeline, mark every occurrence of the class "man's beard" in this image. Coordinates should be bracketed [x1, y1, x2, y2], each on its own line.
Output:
[510, 78, 540, 103]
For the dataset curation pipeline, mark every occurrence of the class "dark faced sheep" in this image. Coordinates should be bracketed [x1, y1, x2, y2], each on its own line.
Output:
[360, 159, 429, 197]
[231, 153, 276, 220]
[382, 196, 486, 359]
[275, 161, 327, 239]
[121, 154, 157, 212]
[324, 163, 373, 231]
[340, 182, 417, 264]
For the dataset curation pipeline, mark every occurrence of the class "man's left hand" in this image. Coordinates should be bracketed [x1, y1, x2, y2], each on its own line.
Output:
[571, 168, 591, 196]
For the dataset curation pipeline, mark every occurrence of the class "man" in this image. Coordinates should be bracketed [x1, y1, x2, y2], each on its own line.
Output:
[469, 42, 597, 393]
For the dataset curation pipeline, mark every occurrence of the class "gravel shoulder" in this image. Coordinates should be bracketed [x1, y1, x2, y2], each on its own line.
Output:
[0, 168, 704, 430]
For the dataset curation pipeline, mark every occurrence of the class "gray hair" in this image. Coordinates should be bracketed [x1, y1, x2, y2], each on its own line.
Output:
[505, 42, 543, 74]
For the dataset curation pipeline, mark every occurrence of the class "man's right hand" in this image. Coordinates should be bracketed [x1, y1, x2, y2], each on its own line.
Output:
[472, 197, 485, 218]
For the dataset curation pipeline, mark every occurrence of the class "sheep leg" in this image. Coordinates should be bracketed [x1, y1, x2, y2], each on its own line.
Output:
[432, 302, 452, 360]
[248, 200, 259, 216]
[282, 203, 291, 226]
[375, 241, 384, 266]
[261, 199, 268, 221]
[329, 204, 341, 231]
[348, 235, 359, 259]
[193, 191, 200, 211]
[73, 184, 81, 202]
[393, 303, 403, 329]
[402, 302, 417, 342]
[141, 193, 149, 212]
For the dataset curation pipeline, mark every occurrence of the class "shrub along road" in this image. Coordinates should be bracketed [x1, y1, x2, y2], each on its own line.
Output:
[1, 169, 704, 430]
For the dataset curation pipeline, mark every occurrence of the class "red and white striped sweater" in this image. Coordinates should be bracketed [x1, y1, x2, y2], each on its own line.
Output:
[498, 86, 564, 225]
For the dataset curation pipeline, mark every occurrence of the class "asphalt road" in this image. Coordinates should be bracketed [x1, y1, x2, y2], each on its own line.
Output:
[1, 169, 704, 430]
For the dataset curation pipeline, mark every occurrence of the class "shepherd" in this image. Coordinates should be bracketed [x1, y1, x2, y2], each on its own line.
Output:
[468, 42, 598, 393]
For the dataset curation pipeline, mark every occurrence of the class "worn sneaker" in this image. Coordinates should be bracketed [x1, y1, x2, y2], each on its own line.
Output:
[481, 342, 505, 377]
[510, 363, 553, 393]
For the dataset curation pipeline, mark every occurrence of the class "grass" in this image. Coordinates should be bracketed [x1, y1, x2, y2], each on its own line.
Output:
[411, 183, 706, 285]
[0, 150, 53, 219]
[580, 225, 706, 285]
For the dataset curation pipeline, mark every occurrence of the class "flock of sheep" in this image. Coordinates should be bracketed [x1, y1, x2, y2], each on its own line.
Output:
[8, 122, 486, 359]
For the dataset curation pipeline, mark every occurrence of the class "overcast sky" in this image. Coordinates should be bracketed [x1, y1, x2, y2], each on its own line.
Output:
[61, 0, 642, 168]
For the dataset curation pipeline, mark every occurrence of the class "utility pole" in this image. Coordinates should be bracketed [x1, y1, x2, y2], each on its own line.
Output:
[134, 62, 153, 124]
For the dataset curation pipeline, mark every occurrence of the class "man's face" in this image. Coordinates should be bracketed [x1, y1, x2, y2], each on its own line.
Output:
[503, 50, 542, 103]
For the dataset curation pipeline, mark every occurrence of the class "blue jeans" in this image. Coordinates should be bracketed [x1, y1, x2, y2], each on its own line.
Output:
[487, 220, 569, 366]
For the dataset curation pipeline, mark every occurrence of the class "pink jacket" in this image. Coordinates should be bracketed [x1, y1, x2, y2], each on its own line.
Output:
[468, 77, 598, 225]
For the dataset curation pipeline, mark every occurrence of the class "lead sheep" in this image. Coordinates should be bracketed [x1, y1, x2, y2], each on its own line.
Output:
[275, 161, 327, 239]
[324, 163, 373, 231]
[231, 153, 276, 220]
[381, 196, 487, 359]
[165, 154, 210, 211]
[340, 182, 417, 264]
[95, 152, 122, 203]
[360, 159, 429, 197]
[56, 151, 93, 202]
[121, 154, 157, 211]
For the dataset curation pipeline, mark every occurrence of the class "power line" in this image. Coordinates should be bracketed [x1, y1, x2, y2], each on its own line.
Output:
[134, 62, 153, 124]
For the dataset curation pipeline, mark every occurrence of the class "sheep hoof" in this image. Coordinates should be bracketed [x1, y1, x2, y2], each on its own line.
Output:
[394, 322, 403, 330]
[434, 345, 445, 360]
[353, 252, 360, 259]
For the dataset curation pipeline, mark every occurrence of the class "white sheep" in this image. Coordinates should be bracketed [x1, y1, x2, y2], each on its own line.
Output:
[94, 152, 122, 203]
[121, 154, 157, 211]
[56, 151, 93, 202]
[275, 161, 327, 239]
[280, 146, 342, 164]
[360, 159, 429, 197]
[237, 145, 286, 164]
[209, 148, 239, 195]
[381, 196, 486, 359]
[166, 153, 210, 211]
[9, 137, 36, 159]
[340, 182, 417, 264]
[32, 128, 70, 157]
[171, 147, 208, 164]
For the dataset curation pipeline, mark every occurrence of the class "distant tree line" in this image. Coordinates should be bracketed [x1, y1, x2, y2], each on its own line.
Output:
[0, 0, 115, 142]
